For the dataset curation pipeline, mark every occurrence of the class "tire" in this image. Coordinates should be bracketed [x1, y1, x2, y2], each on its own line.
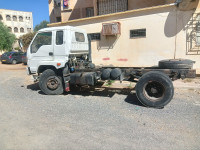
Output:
[12, 60, 17, 65]
[159, 59, 195, 69]
[39, 69, 64, 95]
[136, 71, 174, 108]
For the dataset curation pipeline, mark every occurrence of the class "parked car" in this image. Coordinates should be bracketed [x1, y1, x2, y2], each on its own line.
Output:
[22, 52, 27, 65]
[1, 52, 24, 64]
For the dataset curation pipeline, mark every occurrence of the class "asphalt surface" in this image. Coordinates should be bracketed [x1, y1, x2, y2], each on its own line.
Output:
[0, 64, 200, 150]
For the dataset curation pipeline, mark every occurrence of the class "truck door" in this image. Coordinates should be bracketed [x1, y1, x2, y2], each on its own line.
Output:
[28, 31, 54, 72]
[53, 30, 66, 61]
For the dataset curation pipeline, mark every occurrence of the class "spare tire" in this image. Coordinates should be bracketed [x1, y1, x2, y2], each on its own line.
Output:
[159, 59, 195, 69]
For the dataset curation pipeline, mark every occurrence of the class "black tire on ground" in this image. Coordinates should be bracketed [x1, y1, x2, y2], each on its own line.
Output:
[101, 68, 112, 80]
[136, 71, 174, 108]
[1, 62, 5, 64]
[159, 59, 195, 69]
[12, 60, 17, 65]
[39, 69, 64, 95]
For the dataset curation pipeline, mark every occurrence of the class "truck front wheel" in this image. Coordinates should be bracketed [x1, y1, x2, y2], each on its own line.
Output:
[136, 71, 174, 108]
[39, 69, 64, 95]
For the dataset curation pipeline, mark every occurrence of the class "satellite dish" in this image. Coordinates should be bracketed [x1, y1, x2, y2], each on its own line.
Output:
[177, 0, 199, 11]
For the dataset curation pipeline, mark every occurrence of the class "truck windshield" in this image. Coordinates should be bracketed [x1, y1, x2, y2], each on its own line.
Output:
[31, 32, 52, 53]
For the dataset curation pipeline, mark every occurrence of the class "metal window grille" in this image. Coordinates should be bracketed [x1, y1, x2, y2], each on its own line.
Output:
[130, 29, 146, 38]
[97, 0, 128, 15]
[88, 33, 101, 40]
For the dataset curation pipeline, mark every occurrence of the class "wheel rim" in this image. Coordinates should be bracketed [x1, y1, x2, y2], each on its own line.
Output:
[46, 76, 60, 90]
[143, 81, 165, 102]
[13, 60, 17, 64]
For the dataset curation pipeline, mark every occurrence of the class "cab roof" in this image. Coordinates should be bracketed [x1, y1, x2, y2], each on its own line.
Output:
[38, 26, 86, 33]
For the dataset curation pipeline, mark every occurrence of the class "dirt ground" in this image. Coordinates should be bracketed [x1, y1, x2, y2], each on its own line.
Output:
[0, 63, 200, 150]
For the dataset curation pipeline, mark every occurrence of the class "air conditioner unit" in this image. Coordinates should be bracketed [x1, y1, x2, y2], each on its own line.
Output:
[102, 22, 121, 36]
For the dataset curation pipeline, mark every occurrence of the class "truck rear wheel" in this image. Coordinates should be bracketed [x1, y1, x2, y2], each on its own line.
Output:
[39, 69, 64, 95]
[136, 71, 174, 108]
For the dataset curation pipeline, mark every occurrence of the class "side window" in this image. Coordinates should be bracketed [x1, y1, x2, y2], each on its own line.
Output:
[12, 53, 18, 56]
[56, 31, 64, 45]
[31, 32, 52, 53]
[130, 29, 146, 38]
[75, 32, 85, 42]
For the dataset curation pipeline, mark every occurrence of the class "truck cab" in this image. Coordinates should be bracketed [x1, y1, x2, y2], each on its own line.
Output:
[27, 26, 89, 75]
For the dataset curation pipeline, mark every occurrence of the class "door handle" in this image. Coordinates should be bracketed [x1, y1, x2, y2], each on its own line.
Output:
[49, 52, 54, 56]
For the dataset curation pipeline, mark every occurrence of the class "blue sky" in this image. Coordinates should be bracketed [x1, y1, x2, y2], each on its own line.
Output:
[0, 0, 50, 28]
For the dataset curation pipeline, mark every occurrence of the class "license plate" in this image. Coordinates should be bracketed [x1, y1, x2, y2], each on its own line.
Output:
[2, 60, 6, 62]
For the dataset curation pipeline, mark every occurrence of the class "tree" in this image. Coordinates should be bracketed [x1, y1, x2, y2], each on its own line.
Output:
[19, 32, 36, 51]
[34, 20, 49, 32]
[0, 21, 16, 51]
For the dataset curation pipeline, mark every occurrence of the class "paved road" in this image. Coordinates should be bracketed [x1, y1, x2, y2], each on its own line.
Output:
[0, 64, 200, 150]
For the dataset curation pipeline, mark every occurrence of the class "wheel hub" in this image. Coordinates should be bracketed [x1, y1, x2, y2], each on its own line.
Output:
[144, 81, 165, 101]
[47, 77, 59, 90]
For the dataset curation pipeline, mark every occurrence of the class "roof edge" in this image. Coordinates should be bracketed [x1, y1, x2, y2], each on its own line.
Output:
[48, 3, 177, 27]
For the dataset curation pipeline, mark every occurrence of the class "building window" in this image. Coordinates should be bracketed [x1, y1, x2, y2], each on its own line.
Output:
[13, 16, 17, 21]
[19, 16, 23, 22]
[86, 7, 94, 17]
[6, 15, 11, 21]
[75, 32, 85, 42]
[20, 27, 24, 33]
[56, 31, 64, 45]
[0, 14, 3, 20]
[98, 0, 128, 15]
[14, 27, 18, 33]
[56, 17, 61, 22]
[130, 29, 146, 38]
[8, 27, 12, 32]
[88, 33, 101, 41]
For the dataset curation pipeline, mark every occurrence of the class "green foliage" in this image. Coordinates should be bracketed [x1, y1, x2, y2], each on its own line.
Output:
[34, 20, 49, 32]
[105, 80, 115, 86]
[0, 21, 16, 51]
[19, 32, 36, 51]
[14, 47, 20, 51]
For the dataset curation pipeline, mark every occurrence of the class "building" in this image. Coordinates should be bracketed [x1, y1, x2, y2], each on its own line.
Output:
[48, 0, 200, 74]
[49, 0, 175, 23]
[0, 9, 33, 38]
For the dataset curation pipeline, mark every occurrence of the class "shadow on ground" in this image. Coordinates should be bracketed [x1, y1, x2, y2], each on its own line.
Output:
[27, 82, 144, 107]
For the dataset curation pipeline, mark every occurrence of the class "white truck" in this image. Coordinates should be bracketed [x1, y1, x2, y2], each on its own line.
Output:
[27, 26, 196, 108]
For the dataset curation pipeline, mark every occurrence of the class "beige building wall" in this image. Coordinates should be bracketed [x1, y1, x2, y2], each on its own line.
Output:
[0, 9, 33, 38]
[128, 0, 166, 10]
[49, 0, 61, 23]
[49, 0, 200, 74]
[49, 0, 175, 23]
